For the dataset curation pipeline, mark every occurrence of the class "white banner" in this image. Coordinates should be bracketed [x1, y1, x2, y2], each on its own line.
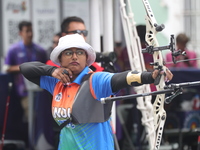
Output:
[2, 0, 31, 57]
[32, 0, 60, 50]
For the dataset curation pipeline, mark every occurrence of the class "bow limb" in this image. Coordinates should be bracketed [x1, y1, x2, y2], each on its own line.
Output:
[142, 0, 167, 149]
[120, 0, 155, 149]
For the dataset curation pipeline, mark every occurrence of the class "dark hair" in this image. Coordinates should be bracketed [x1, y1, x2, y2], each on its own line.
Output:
[136, 25, 146, 43]
[18, 21, 32, 31]
[61, 16, 85, 33]
[55, 32, 62, 37]
[176, 33, 190, 44]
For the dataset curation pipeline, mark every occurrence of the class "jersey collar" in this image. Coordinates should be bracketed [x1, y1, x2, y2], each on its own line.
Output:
[73, 66, 90, 85]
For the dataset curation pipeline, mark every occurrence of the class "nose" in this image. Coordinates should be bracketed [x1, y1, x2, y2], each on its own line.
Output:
[27, 31, 33, 37]
[71, 52, 78, 59]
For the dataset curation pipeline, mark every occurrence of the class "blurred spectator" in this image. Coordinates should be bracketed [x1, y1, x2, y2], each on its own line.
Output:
[114, 25, 153, 73]
[4, 20, 47, 146]
[136, 25, 153, 71]
[47, 32, 62, 58]
[114, 42, 130, 72]
[61, 16, 87, 39]
[46, 32, 61, 67]
[165, 33, 198, 68]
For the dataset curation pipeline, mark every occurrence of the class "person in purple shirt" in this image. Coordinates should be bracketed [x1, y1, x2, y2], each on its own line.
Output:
[4, 21, 47, 123]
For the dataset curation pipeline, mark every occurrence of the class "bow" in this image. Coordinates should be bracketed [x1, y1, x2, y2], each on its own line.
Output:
[119, 0, 155, 149]
[141, 0, 175, 149]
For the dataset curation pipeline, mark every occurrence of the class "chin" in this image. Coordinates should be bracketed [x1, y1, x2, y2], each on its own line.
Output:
[70, 67, 82, 72]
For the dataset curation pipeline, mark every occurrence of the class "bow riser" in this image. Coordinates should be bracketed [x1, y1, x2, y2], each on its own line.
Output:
[119, 0, 155, 149]
[142, 0, 167, 149]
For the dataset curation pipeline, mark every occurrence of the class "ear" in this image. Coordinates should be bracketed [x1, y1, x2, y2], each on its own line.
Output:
[19, 31, 22, 36]
[59, 58, 62, 64]
[62, 32, 66, 37]
[58, 56, 62, 65]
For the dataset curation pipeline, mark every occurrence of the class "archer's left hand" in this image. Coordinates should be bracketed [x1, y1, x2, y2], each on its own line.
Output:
[152, 68, 173, 82]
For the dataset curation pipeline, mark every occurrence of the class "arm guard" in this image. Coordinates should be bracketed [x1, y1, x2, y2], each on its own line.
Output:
[19, 61, 57, 85]
[111, 70, 154, 93]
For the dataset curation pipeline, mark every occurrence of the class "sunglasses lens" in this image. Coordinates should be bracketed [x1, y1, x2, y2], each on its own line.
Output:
[82, 30, 88, 37]
[77, 30, 88, 37]
[66, 30, 88, 37]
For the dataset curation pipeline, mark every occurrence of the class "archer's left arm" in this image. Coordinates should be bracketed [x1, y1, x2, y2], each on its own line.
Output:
[111, 69, 173, 93]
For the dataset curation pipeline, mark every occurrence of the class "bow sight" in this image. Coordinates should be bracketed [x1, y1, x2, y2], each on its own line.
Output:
[141, 34, 187, 86]
[142, 35, 186, 64]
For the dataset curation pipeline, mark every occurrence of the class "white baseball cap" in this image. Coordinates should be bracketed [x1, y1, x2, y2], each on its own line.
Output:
[50, 34, 96, 66]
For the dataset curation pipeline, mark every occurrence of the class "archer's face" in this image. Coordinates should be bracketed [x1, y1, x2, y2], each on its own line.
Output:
[59, 48, 87, 76]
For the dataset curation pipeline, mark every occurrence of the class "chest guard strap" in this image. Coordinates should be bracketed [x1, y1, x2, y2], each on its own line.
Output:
[71, 73, 113, 124]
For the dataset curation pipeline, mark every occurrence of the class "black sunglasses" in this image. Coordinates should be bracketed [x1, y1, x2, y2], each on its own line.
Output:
[65, 30, 88, 37]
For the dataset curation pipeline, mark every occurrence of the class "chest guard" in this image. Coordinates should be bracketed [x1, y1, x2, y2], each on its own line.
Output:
[71, 74, 113, 124]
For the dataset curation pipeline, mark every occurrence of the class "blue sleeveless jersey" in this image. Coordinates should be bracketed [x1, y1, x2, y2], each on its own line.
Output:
[40, 67, 115, 150]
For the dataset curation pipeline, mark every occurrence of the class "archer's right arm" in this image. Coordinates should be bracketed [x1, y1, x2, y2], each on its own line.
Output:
[19, 61, 57, 86]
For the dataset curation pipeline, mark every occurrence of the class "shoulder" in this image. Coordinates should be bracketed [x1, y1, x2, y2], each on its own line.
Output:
[91, 72, 114, 82]
[40, 76, 58, 92]
[186, 49, 196, 54]
[6, 43, 21, 57]
[33, 43, 46, 52]
[185, 49, 197, 57]
[7, 42, 21, 51]
[90, 72, 115, 99]
[92, 71, 113, 76]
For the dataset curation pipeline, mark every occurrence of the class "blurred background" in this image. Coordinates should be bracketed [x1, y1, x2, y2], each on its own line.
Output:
[0, 0, 200, 150]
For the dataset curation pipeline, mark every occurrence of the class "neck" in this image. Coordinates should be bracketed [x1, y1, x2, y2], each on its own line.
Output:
[70, 74, 78, 82]
[23, 40, 32, 46]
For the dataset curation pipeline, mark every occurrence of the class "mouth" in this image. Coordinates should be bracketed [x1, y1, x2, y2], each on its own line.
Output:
[70, 62, 79, 65]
